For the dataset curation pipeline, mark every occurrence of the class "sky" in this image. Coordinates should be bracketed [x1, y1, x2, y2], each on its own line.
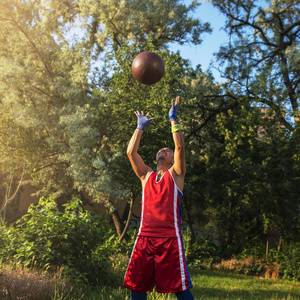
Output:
[169, 0, 228, 83]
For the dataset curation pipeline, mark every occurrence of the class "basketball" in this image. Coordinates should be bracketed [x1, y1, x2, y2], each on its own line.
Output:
[131, 51, 165, 85]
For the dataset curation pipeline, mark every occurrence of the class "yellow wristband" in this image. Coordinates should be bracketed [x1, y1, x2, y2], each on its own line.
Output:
[171, 124, 182, 133]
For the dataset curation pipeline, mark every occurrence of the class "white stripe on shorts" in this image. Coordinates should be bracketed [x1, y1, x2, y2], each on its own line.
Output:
[173, 183, 186, 291]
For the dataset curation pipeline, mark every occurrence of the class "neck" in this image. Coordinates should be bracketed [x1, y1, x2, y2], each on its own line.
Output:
[156, 168, 167, 175]
[156, 167, 168, 182]
[156, 162, 171, 174]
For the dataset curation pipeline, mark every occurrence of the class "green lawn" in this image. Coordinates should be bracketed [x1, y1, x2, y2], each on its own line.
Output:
[77, 269, 300, 300]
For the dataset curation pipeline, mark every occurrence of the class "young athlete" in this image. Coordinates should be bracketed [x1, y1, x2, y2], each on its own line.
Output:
[124, 96, 194, 300]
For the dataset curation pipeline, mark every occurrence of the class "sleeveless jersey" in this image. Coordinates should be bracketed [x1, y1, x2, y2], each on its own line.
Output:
[138, 170, 183, 237]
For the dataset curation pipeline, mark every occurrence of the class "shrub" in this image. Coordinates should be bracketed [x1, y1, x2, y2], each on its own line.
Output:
[278, 242, 300, 281]
[213, 242, 300, 281]
[0, 197, 116, 286]
[183, 230, 219, 269]
[213, 256, 280, 279]
[93, 228, 137, 286]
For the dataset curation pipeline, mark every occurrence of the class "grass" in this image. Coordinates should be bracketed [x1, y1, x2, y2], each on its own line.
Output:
[75, 269, 300, 300]
[189, 269, 300, 300]
[1, 266, 300, 299]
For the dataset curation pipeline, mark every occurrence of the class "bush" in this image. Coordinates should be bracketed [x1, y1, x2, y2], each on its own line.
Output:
[212, 256, 280, 279]
[183, 230, 219, 269]
[278, 242, 300, 281]
[0, 197, 117, 286]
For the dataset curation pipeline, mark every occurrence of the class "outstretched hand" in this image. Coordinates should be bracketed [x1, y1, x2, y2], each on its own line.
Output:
[135, 111, 155, 130]
[169, 96, 180, 121]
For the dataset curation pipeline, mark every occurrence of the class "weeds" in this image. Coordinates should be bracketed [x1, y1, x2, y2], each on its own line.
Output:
[0, 264, 70, 300]
[212, 256, 281, 279]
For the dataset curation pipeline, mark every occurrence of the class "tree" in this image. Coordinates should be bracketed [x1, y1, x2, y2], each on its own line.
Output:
[195, 100, 300, 255]
[0, 0, 93, 204]
[0, 0, 212, 236]
[202, 0, 300, 254]
[209, 0, 299, 132]
[42, 0, 211, 53]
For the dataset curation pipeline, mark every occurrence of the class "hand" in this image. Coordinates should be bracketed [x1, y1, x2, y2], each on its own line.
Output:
[134, 111, 155, 130]
[169, 96, 180, 121]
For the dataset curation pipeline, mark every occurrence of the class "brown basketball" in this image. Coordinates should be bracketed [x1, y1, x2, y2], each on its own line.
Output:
[131, 51, 165, 85]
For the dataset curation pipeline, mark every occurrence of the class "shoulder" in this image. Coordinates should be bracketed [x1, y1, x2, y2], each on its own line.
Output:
[141, 167, 154, 190]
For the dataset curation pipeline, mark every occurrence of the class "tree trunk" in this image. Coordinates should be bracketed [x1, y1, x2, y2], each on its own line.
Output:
[266, 234, 269, 257]
[277, 234, 283, 252]
[186, 210, 196, 244]
[104, 197, 129, 242]
[119, 192, 135, 243]
[277, 217, 285, 252]
[110, 209, 125, 237]
[277, 216, 285, 252]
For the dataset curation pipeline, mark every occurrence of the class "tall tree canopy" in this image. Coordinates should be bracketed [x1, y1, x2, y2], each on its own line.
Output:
[0, 0, 212, 235]
[202, 0, 300, 253]
[209, 0, 299, 131]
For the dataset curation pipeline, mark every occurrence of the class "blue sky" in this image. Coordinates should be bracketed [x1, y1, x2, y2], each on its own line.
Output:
[169, 0, 228, 82]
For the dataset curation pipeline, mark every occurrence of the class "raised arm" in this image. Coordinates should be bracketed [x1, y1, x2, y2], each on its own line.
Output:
[169, 97, 186, 191]
[127, 111, 154, 184]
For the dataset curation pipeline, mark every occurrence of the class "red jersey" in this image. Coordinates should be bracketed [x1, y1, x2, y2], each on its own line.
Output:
[138, 170, 183, 238]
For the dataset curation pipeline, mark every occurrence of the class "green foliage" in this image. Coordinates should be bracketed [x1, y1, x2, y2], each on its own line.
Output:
[278, 242, 300, 281]
[189, 238, 219, 269]
[0, 0, 212, 236]
[221, 243, 300, 281]
[182, 228, 219, 269]
[45, 0, 211, 51]
[196, 99, 300, 256]
[0, 197, 118, 286]
[210, 0, 299, 129]
[0, 218, 8, 252]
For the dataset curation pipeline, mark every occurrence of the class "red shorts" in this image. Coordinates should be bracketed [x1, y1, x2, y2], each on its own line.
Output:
[123, 236, 193, 293]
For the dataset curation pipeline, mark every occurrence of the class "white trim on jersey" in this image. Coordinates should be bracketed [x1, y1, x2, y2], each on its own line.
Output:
[138, 171, 154, 236]
[168, 169, 183, 195]
[155, 170, 167, 183]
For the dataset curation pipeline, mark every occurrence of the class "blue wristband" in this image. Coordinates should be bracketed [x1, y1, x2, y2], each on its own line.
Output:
[169, 104, 178, 121]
